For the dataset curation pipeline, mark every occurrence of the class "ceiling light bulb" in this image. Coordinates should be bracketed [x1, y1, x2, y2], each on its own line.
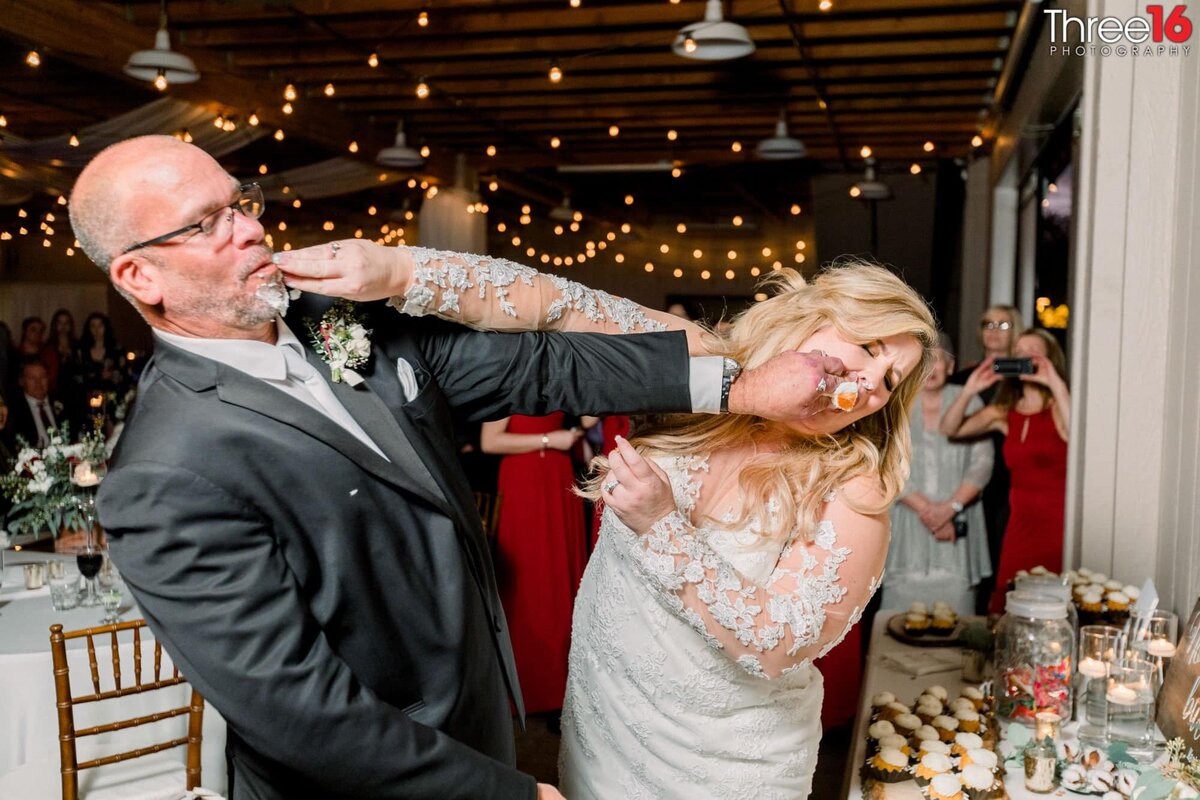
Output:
[693, 249, 702, 259]
[860, 145, 872, 159]
[762, 247, 771, 257]
[214, 115, 225, 129]
[621, 223, 632, 233]
[418, 145, 431, 158]
[727, 250, 737, 260]
[284, 83, 297, 101]
[549, 63, 563, 83]
[624, 194, 634, 205]
[292, 199, 302, 208]
[667, 129, 678, 141]
[676, 223, 687, 233]
[971, 134, 984, 147]
[609, 125, 620, 137]
[416, 80, 430, 99]
[154, 70, 168, 91]
[790, 204, 801, 215]
[258, 164, 269, 175]
[486, 144, 497, 156]
[673, 268, 683, 277]
[0, 114, 6, 127]
[796, 240, 806, 250]
[819, 0, 833, 10]
[25, 50, 40, 68]
[182, 129, 193, 143]
[701, 270, 710, 280]
[488, 180, 499, 191]
[368, 205, 377, 215]
[725, 269, 735, 279]
[660, 244, 670, 254]
[550, 136, 561, 148]
[573, 211, 583, 222]
[223, 119, 235, 132]
[348, 141, 359, 153]
[731, 141, 742, 152]
[248, 113, 259, 126]
[282, 102, 294, 114]
[732, 215, 743, 226]
[910, 163, 922, 175]
[274, 128, 285, 141]
[569, 222, 580, 232]
[751, 267, 761, 277]
[418, 10, 429, 26]
[818, 98, 828, 110]
[68, 133, 79, 147]
[849, 186, 861, 198]
[683, 36, 697, 53]
[368, 52, 379, 68]
[644, 263, 654, 273]
[923, 140, 935, 152]
[324, 82, 336, 97]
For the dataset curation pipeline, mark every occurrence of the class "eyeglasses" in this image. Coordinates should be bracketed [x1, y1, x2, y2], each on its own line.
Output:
[980, 320, 1012, 331]
[122, 183, 265, 254]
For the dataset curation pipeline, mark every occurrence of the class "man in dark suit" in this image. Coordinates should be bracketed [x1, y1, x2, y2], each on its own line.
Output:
[6, 358, 76, 448]
[69, 137, 842, 799]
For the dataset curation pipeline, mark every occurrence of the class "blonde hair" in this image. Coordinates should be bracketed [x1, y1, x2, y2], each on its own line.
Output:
[586, 260, 938, 543]
[980, 304, 1024, 354]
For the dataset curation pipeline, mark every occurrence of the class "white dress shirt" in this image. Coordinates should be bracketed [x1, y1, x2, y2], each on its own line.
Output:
[24, 394, 57, 447]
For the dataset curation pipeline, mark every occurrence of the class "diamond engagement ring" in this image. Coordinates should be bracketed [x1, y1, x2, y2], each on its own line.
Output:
[331, 242, 341, 257]
[603, 479, 620, 495]
[816, 377, 828, 394]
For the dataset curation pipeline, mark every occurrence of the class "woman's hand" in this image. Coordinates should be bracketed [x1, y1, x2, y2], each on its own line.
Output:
[918, 500, 957, 532]
[601, 436, 678, 535]
[931, 522, 957, 542]
[963, 357, 1001, 396]
[546, 428, 583, 451]
[1019, 354, 1065, 391]
[273, 240, 409, 301]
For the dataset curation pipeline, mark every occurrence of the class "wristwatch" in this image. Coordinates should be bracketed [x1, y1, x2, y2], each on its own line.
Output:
[719, 357, 742, 413]
[950, 500, 965, 514]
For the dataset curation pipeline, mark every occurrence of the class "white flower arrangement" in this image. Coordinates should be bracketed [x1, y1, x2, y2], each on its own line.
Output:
[1, 424, 107, 538]
[308, 299, 372, 385]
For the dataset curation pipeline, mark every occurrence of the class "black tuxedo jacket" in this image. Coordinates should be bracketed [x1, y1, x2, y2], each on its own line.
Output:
[5, 393, 69, 448]
[97, 295, 692, 799]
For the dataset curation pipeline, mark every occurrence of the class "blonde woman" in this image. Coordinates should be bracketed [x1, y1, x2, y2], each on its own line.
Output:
[278, 246, 936, 799]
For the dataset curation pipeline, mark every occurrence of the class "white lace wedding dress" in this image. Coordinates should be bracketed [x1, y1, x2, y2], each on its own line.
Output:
[559, 455, 872, 800]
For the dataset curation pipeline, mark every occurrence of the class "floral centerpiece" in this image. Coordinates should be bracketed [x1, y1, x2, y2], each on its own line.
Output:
[0, 423, 108, 539]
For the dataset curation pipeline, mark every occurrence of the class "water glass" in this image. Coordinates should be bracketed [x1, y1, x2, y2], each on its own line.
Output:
[23, 563, 45, 589]
[100, 587, 122, 624]
[1077, 625, 1124, 745]
[49, 575, 79, 611]
[1106, 655, 1157, 760]
[1127, 609, 1179, 696]
[46, 560, 67, 581]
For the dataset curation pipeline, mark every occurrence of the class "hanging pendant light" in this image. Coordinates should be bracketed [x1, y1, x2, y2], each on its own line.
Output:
[376, 121, 425, 168]
[672, 0, 755, 61]
[124, 0, 200, 87]
[756, 110, 807, 160]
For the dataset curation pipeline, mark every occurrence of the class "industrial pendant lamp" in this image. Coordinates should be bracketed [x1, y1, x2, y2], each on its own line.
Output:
[124, 0, 200, 89]
[756, 111, 807, 160]
[376, 121, 425, 168]
[672, 0, 755, 61]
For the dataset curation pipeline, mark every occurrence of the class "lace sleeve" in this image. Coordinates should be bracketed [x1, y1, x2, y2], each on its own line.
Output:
[388, 247, 686, 337]
[621, 496, 888, 679]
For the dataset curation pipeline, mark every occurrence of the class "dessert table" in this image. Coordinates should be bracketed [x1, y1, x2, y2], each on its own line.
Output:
[0, 550, 227, 795]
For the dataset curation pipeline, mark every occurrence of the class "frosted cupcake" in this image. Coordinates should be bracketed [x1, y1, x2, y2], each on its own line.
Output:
[911, 725, 940, 750]
[960, 764, 1000, 800]
[960, 748, 999, 773]
[879, 701, 911, 723]
[917, 739, 951, 757]
[893, 713, 923, 739]
[932, 714, 960, 742]
[877, 734, 912, 758]
[927, 772, 964, 800]
[909, 601, 929, 616]
[913, 752, 953, 787]
[960, 686, 986, 711]
[925, 685, 950, 702]
[930, 611, 957, 636]
[951, 732, 984, 758]
[947, 697, 975, 717]
[916, 699, 944, 725]
[1123, 584, 1141, 602]
[867, 720, 896, 751]
[871, 691, 897, 717]
[954, 708, 982, 734]
[1106, 591, 1131, 613]
[905, 612, 931, 636]
[1104, 578, 1124, 591]
[865, 747, 910, 783]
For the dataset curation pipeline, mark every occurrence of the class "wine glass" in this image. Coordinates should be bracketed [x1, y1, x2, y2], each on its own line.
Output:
[100, 586, 123, 624]
[71, 458, 107, 607]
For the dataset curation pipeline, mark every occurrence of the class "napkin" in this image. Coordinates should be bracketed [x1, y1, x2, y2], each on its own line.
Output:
[878, 650, 962, 677]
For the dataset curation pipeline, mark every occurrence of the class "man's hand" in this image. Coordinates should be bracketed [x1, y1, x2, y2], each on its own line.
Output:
[725, 350, 856, 421]
[538, 783, 567, 799]
[272, 240, 413, 301]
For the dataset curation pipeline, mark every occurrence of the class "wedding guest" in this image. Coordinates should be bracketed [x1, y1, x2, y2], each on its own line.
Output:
[941, 328, 1069, 613]
[881, 333, 992, 617]
[8, 359, 64, 447]
[481, 414, 587, 719]
[75, 135, 834, 800]
[0, 392, 12, 464]
[10, 317, 55, 388]
[948, 304, 1023, 613]
[78, 312, 127, 396]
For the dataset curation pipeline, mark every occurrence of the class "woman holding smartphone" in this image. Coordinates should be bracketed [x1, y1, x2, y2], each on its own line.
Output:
[940, 328, 1070, 613]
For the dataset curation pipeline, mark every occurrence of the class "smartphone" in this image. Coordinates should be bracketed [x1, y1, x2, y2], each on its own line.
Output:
[993, 357, 1034, 377]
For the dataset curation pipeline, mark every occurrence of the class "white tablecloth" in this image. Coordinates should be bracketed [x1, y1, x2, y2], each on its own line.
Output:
[0, 552, 227, 795]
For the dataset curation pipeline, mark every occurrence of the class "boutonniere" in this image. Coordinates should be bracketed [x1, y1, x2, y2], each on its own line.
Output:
[308, 299, 372, 386]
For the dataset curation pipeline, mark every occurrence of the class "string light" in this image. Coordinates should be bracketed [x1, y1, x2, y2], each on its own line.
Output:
[819, 0, 833, 10]
[521, 204, 531, 214]
[355, 229, 364, 238]
[486, 144, 497, 157]
[223, 118, 236, 132]
[849, 186, 861, 198]
[323, 221, 335, 231]
[488, 180, 499, 191]
[971, 134, 984, 147]
[570, 0, 581, 6]
[25, 50, 40, 68]
[68, 133, 79, 147]
[624, 194, 634, 205]
[418, 10, 429, 26]
[790, 204, 801, 215]
[727, 250, 737, 260]
[750, 267, 761, 277]
[154, 70, 169, 91]
[731, 141, 742, 153]
[292, 199, 302, 208]
[676, 223, 686, 234]
[910, 163, 922, 175]
[17, 209, 26, 218]
[419, 145, 431, 158]
[761, 247, 771, 257]
[554, 225, 564, 236]
[284, 83, 297, 101]
[348, 141, 359, 153]
[700, 270, 711, 280]
[368, 52, 379, 68]
[324, 82, 336, 97]
[182, 129, 193, 143]
[860, 145, 872, 158]
[57, 196, 67, 206]
[644, 263, 654, 273]
[795, 253, 806, 263]
[274, 129, 285, 141]
[606, 231, 616, 241]
[0, 113, 7, 127]
[725, 269, 735, 279]
[282, 102, 294, 115]
[692, 249, 702, 259]
[614, 253, 625, 263]
[796, 240, 806, 250]
[550, 136, 561, 149]
[408, 179, 418, 188]
[549, 62, 563, 83]
[520, 214, 532, 225]
[496, 222, 506, 232]
[258, 164, 269, 175]
[620, 223, 631, 234]
[732, 215, 743, 226]
[673, 268, 683, 278]
[667, 129, 678, 141]
[416, 79, 430, 99]
[248, 113, 260, 126]
[671, 167, 682, 178]
[660, 244, 670, 254]
[278, 221, 287, 231]
[923, 140, 935, 152]
[609, 125, 620, 137]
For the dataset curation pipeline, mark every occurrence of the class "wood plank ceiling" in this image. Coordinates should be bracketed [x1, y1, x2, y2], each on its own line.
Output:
[0, 0, 1019, 264]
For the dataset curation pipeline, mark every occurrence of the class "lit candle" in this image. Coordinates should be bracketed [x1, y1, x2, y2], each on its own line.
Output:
[1147, 639, 1176, 657]
[73, 462, 99, 487]
[1034, 711, 1061, 742]
[89, 394, 104, 409]
[1107, 684, 1138, 706]
[1078, 657, 1107, 678]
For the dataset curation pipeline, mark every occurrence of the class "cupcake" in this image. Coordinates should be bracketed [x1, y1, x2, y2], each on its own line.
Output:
[960, 686, 986, 711]
[877, 734, 912, 757]
[930, 612, 957, 636]
[867, 720, 896, 750]
[960, 764, 1000, 800]
[1122, 584, 1141, 601]
[1104, 578, 1123, 591]
[927, 772, 964, 800]
[954, 708, 982, 734]
[871, 691, 897, 716]
[879, 701, 910, 722]
[947, 697, 975, 717]
[951, 732, 984, 758]
[1077, 566, 1094, 579]
[960, 748, 998, 773]
[910, 601, 929, 616]
[925, 685, 950, 702]
[865, 747, 910, 783]
[931, 714, 959, 742]
[916, 700, 943, 725]
[1106, 591, 1130, 612]
[1029, 565, 1051, 576]
[913, 752, 953, 787]
[905, 612, 930, 636]
[1079, 589, 1104, 624]
[893, 713, 922, 739]
[1090, 572, 1110, 584]
[911, 725, 940, 749]
[917, 739, 951, 757]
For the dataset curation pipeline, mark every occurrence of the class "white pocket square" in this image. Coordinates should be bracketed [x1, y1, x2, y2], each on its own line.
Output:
[396, 357, 420, 401]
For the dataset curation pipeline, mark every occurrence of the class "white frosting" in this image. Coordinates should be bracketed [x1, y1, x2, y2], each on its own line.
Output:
[894, 713, 922, 731]
[913, 725, 939, 742]
[918, 740, 951, 755]
[965, 748, 998, 770]
[926, 685, 949, 700]
[954, 732, 984, 750]
[960, 764, 994, 790]
[868, 721, 896, 739]
[918, 752, 953, 773]
[877, 747, 908, 769]
[877, 734, 909, 751]
[929, 773, 962, 796]
[872, 691, 896, 707]
[932, 714, 959, 731]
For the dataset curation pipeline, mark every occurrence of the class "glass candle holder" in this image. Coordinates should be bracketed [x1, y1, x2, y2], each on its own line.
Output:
[1078, 625, 1124, 745]
[1127, 610, 1178, 697]
[1106, 654, 1157, 761]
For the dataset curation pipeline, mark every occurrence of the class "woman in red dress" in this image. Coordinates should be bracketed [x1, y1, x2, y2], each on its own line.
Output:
[940, 329, 1071, 613]
[481, 413, 587, 714]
